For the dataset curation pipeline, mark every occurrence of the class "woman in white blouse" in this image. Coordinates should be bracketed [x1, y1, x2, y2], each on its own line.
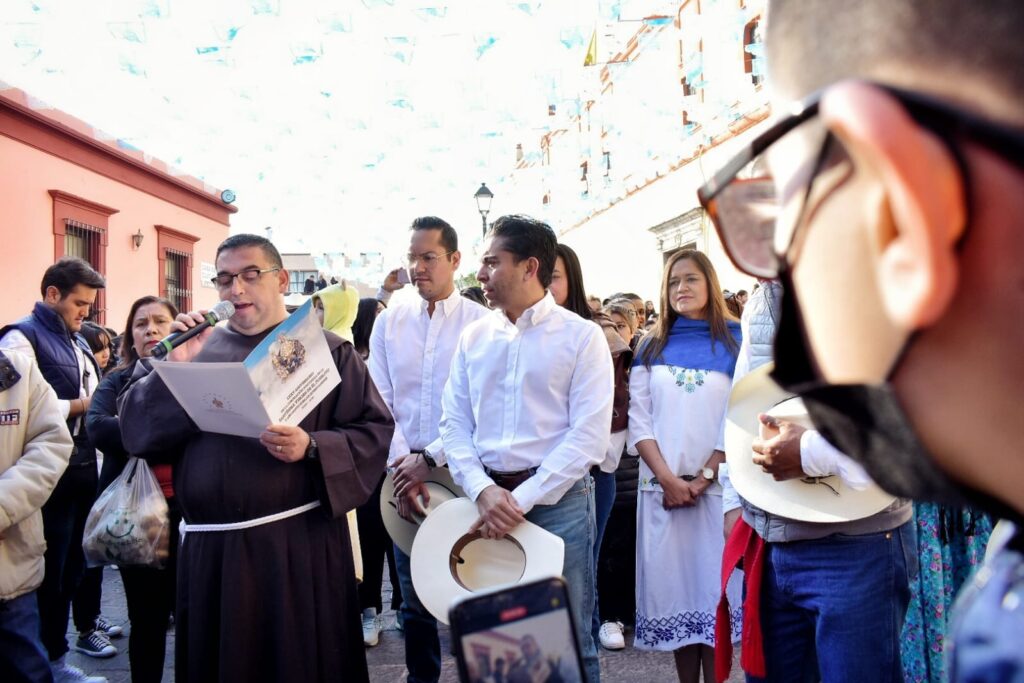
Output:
[628, 249, 741, 682]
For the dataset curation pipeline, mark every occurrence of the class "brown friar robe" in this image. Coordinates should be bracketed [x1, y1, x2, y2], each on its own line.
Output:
[118, 325, 393, 683]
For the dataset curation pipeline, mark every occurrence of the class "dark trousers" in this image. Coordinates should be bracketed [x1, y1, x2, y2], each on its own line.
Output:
[356, 474, 402, 613]
[38, 461, 98, 661]
[395, 545, 441, 683]
[71, 568, 102, 634]
[597, 459, 638, 626]
[0, 591, 52, 683]
[590, 467, 616, 639]
[118, 498, 181, 683]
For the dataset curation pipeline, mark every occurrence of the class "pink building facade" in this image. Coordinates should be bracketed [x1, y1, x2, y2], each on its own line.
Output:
[0, 84, 235, 333]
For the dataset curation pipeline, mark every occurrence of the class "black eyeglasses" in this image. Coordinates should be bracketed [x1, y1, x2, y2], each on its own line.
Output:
[697, 83, 1024, 279]
[211, 267, 280, 289]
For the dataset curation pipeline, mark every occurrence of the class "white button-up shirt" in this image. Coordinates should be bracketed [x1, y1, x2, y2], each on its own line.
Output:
[368, 289, 489, 466]
[441, 293, 614, 513]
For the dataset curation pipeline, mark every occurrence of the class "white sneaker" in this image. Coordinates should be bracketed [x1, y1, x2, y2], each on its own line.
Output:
[598, 621, 626, 650]
[51, 657, 108, 683]
[361, 608, 380, 647]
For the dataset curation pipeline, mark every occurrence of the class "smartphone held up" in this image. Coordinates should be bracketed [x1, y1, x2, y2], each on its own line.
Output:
[449, 576, 586, 683]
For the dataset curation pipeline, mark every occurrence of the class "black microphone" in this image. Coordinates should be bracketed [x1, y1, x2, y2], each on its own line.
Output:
[150, 301, 235, 359]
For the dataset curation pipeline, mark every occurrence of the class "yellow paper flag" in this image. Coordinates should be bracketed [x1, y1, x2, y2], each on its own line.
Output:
[583, 29, 597, 66]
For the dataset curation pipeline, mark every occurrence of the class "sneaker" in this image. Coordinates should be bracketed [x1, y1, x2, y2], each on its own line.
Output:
[72, 629, 117, 658]
[94, 615, 123, 638]
[598, 621, 626, 650]
[51, 657, 108, 682]
[362, 608, 380, 647]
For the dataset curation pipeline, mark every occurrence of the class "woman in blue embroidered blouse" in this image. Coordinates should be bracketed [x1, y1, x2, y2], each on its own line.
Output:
[628, 250, 741, 682]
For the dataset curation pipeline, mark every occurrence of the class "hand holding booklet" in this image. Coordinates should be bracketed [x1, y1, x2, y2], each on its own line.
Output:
[152, 300, 341, 438]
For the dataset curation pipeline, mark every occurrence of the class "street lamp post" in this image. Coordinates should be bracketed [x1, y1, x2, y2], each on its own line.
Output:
[474, 182, 494, 237]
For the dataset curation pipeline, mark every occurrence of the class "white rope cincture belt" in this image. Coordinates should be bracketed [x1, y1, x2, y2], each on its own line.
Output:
[179, 500, 321, 541]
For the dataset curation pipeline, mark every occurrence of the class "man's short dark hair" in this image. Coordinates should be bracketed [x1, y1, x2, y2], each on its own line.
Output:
[411, 216, 458, 253]
[490, 215, 557, 288]
[40, 257, 106, 298]
[767, 0, 1024, 122]
[216, 234, 283, 269]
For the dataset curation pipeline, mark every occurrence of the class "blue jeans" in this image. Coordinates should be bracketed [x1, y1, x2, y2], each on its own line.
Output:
[394, 544, 441, 683]
[526, 476, 599, 683]
[747, 523, 916, 683]
[590, 468, 616, 642]
[0, 591, 53, 683]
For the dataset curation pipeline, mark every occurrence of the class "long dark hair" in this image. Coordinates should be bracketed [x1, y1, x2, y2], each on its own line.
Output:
[555, 243, 592, 320]
[79, 322, 112, 373]
[352, 298, 380, 358]
[79, 322, 110, 354]
[638, 250, 738, 369]
[117, 296, 178, 370]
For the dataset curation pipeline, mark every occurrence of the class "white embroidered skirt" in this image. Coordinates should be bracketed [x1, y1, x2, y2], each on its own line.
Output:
[634, 490, 743, 651]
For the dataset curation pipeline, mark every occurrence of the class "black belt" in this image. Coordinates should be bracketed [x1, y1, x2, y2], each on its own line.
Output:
[484, 466, 537, 492]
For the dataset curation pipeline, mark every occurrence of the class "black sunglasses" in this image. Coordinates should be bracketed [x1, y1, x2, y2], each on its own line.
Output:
[697, 83, 1024, 278]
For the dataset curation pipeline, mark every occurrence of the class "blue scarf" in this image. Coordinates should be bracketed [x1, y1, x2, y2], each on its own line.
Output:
[634, 317, 741, 376]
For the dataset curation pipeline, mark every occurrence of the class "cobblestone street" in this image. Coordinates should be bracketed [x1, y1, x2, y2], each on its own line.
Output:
[68, 567, 743, 682]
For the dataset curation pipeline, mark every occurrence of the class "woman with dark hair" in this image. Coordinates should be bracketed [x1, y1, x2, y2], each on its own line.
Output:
[79, 323, 113, 375]
[352, 297, 384, 360]
[548, 243, 592, 320]
[629, 250, 741, 682]
[85, 295, 180, 683]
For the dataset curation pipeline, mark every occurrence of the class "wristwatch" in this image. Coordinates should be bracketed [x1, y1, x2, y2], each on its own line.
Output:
[305, 435, 320, 461]
[700, 467, 715, 482]
[421, 449, 437, 468]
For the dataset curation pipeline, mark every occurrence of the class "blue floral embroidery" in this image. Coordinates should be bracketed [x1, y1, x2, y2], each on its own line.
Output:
[636, 608, 742, 647]
[667, 366, 709, 393]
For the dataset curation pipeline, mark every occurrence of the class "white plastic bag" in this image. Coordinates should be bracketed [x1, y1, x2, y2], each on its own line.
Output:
[83, 457, 170, 569]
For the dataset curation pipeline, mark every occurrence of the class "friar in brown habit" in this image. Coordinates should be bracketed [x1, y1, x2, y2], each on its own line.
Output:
[119, 234, 393, 682]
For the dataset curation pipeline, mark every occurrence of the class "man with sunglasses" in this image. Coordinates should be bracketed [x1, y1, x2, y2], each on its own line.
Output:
[117, 233, 394, 682]
[700, 1, 1023, 680]
[366, 216, 488, 682]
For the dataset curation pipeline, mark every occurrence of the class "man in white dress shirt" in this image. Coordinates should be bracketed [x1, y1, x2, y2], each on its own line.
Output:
[441, 215, 614, 683]
[368, 216, 489, 683]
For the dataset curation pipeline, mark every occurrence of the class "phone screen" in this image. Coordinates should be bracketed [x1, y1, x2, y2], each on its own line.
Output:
[450, 577, 585, 683]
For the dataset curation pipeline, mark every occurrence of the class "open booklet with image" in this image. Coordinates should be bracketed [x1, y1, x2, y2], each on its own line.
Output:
[152, 300, 341, 438]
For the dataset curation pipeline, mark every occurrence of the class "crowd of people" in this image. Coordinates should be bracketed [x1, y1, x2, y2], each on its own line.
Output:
[1, 2, 1021, 682]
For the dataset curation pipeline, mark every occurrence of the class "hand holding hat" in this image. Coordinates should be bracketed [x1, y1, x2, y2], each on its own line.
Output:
[751, 414, 807, 481]
[411, 498, 564, 624]
[395, 483, 429, 522]
[393, 453, 432, 521]
[380, 466, 466, 556]
[470, 485, 525, 539]
[393, 453, 431, 497]
[725, 363, 895, 523]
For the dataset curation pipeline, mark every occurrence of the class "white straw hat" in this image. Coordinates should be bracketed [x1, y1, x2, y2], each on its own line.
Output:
[724, 363, 895, 522]
[410, 498, 564, 625]
[380, 467, 465, 556]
